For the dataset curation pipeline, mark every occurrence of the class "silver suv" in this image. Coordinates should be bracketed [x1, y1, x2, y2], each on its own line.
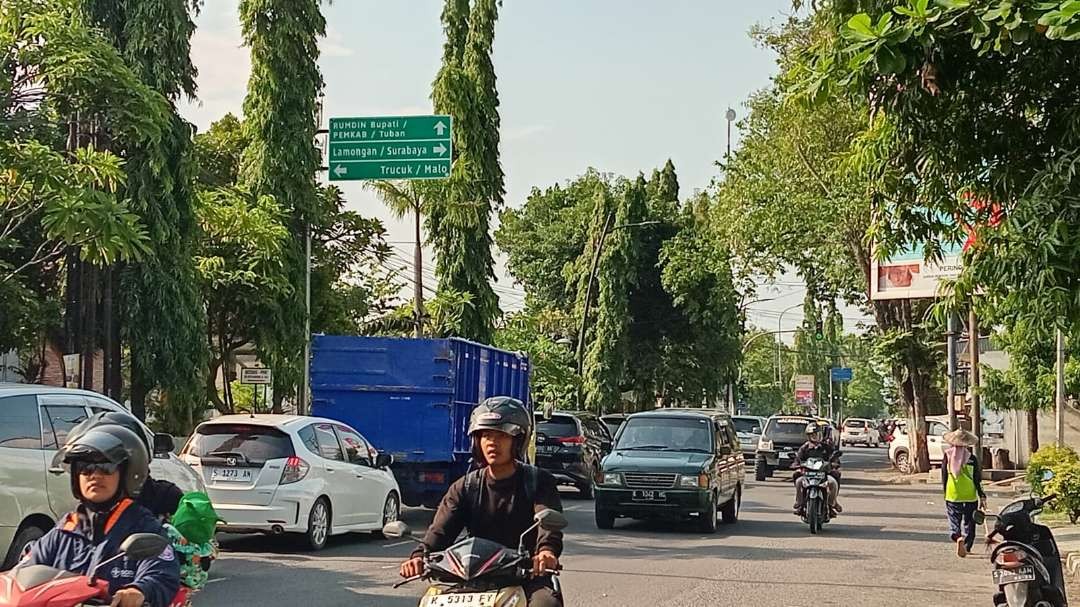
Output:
[0, 384, 205, 570]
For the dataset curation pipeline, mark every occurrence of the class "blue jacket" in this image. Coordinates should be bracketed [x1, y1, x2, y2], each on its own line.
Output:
[25, 498, 180, 607]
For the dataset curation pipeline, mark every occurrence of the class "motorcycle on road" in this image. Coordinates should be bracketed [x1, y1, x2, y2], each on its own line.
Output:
[387, 509, 568, 607]
[0, 533, 189, 607]
[799, 457, 833, 534]
[986, 471, 1068, 607]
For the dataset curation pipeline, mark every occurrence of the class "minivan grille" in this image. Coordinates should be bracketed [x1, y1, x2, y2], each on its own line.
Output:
[623, 472, 677, 489]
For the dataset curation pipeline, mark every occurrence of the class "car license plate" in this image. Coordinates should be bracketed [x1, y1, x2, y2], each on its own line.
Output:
[537, 445, 557, 454]
[631, 490, 667, 502]
[779, 451, 793, 459]
[993, 566, 1036, 585]
[425, 592, 499, 606]
[211, 467, 253, 483]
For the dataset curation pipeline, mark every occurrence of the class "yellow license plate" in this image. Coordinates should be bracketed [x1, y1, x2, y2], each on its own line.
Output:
[425, 592, 500, 607]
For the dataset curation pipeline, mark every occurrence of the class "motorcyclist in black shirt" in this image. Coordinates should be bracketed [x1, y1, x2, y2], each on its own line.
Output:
[792, 422, 842, 516]
[398, 397, 564, 607]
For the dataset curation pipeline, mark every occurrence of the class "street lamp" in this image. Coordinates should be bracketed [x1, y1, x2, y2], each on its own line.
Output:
[776, 302, 803, 388]
[725, 108, 736, 160]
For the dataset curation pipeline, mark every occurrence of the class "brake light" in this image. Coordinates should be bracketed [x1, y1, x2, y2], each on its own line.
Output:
[996, 550, 1024, 569]
[280, 456, 310, 485]
[419, 471, 446, 484]
[557, 436, 586, 445]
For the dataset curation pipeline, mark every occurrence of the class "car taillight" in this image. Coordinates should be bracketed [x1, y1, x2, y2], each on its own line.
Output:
[280, 456, 309, 485]
[419, 471, 446, 484]
[557, 436, 586, 445]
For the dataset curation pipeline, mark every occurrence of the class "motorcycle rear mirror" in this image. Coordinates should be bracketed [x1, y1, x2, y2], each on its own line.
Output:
[120, 533, 170, 561]
[381, 521, 412, 539]
[1041, 469, 1055, 482]
[534, 509, 568, 531]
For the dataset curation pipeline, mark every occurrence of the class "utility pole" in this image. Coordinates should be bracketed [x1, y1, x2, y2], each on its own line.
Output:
[969, 310, 982, 465]
[304, 92, 327, 417]
[1056, 327, 1066, 446]
[946, 313, 959, 431]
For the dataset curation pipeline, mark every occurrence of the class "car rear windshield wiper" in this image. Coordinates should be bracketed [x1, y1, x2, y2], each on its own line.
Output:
[616, 445, 670, 451]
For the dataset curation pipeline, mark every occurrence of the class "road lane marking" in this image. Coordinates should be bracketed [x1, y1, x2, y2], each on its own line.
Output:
[383, 540, 414, 548]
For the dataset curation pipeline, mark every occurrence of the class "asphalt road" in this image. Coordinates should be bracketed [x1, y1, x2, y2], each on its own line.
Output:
[197, 448, 1001, 606]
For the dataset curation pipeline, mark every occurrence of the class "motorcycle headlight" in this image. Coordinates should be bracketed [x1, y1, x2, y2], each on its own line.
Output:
[679, 473, 708, 489]
[602, 472, 623, 486]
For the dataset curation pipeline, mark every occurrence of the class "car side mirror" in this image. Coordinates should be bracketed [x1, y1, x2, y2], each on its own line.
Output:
[153, 433, 175, 456]
[119, 533, 169, 561]
[534, 509, 568, 531]
[375, 453, 393, 469]
[601, 439, 613, 451]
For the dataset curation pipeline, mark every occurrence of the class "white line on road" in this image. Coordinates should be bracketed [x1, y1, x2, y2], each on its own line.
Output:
[205, 577, 229, 584]
[383, 540, 414, 548]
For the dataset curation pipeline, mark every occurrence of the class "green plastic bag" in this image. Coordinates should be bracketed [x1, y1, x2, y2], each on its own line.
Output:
[172, 492, 223, 545]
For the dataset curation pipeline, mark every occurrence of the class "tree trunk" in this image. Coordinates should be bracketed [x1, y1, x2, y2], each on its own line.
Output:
[102, 266, 113, 398]
[206, 357, 227, 415]
[80, 262, 97, 391]
[1027, 408, 1040, 455]
[130, 363, 148, 421]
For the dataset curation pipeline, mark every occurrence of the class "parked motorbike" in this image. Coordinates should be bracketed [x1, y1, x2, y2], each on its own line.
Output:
[386, 509, 568, 607]
[0, 533, 189, 607]
[986, 471, 1068, 607]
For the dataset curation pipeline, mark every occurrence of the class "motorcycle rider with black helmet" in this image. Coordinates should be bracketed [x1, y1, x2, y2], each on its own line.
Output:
[398, 397, 564, 607]
[792, 421, 842, 516]
[21, 425, 180, 607]
[64, 411, 185, 519]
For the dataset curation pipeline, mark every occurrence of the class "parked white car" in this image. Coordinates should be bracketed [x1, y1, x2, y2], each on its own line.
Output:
[0, 384, 205, 570]
[840, 418, 880, 448]
[181, 415, 401, 550]
[888, 415, 951, 473]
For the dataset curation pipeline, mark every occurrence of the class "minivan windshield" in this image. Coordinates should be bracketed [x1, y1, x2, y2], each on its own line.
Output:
[187, 424, 294, 465]
[615, 417, 712, 453]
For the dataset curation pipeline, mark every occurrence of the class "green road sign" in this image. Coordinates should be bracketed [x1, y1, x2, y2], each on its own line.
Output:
[328, 115, 452, 182]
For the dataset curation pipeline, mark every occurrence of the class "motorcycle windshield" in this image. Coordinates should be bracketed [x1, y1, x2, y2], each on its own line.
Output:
[435, 537, 521, 582]
[804, 459, 827, 471]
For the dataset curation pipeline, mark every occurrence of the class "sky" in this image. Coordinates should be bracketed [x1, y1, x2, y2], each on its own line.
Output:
[178, 0, 871, 336]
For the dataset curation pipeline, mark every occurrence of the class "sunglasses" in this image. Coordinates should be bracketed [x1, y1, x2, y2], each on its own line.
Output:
[75, 461, 120, 476]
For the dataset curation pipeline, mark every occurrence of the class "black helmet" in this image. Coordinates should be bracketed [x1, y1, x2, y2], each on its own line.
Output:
[468, 397, 531, 462]
[64, 411, 152, 465]
[61, 425, 149, 500]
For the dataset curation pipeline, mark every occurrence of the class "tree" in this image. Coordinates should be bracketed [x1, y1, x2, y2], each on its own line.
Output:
[494, 309, 580, 411]
[427, 0, 502, 342]
[238, 0, 325, 410]
[366, 180, 428, 335]
[0, 0, 170, 376]
[583, 176, 647, 413]
[740, 329, 793, 417]
[710, 18, 943, 471]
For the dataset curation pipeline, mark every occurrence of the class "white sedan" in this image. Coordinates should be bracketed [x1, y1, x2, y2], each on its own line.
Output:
[181, 415, 401, 550]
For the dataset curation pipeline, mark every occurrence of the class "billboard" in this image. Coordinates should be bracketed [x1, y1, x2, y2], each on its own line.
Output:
[870, 238, 963, 300]
[794, 374, 815, 408]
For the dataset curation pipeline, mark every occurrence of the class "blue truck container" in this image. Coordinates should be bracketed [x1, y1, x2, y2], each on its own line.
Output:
[310, 335, 530, 508]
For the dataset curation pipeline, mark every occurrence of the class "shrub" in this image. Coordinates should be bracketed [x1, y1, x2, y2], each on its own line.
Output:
[1028, 444, 1080, 524]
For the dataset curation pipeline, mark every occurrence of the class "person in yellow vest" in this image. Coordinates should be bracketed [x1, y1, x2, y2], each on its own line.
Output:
[941, 428, 986, 558]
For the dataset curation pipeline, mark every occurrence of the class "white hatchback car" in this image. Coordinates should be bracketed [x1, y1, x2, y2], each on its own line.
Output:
[889, 415, 951, 473]
[840, 418, 880, 448]
[0, 384, 205, 570]
[181, 415, 401, 550]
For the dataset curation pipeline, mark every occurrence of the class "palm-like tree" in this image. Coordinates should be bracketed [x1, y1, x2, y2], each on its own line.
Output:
[365, 180, 427, 336]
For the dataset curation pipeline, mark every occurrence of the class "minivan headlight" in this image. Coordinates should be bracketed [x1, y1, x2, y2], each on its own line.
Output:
[679, 474, 708, 489]
[758, 438, 774, 451]
[601, 472, 623, 486]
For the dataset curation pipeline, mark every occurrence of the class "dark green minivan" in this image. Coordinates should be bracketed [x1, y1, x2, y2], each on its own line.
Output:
[593, 408, 745, 533]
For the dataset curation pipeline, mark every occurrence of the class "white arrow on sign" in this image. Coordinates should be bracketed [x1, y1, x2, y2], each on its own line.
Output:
[433, 143, 448, 156]
[433, 121, 447, 136]
[333, 165, 347, 177]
